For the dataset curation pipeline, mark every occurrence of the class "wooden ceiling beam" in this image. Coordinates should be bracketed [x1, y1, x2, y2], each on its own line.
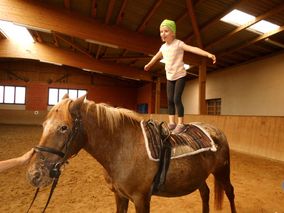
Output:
[54, 33, 93, 58]
[101, 55, 150, 61]
[95, 45, 102, 59]
[186, 0, 203, 48]
[0, 40, 153, 81]
[206, 3, 284, 50]
[64, 0, 70, 10]
[0, 0, 203, 65]
[116, 0, 128, 25]
[176, 0, 204, 25]
[91, 0, 97, 17]
[218, 25, 284, 57]
[52, 32, 59, 47]
[184, 0, 245, 43]
[105, 0, 116, 24]
[137, 0, 163, 33]
[34, 31, 43, 43]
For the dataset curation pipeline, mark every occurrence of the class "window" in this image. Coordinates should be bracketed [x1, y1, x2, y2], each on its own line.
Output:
[0, 85, 26, 104]
[0, 20, 34, 45]
[48, 88, 87, 105]
[207, 98, 221, 115]
[220, 9, 280, 34]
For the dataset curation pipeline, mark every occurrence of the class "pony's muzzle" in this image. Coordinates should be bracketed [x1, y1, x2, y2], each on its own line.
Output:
[27, 167, 53, 188]
[27, 170, 42, 187]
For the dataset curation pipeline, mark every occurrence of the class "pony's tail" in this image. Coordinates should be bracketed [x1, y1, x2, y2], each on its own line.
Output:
[214, 177, 224, 210]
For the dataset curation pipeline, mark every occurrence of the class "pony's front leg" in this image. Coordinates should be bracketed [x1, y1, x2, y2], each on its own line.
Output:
[133, 194, 151, 213]
[114, 192, 129, 213]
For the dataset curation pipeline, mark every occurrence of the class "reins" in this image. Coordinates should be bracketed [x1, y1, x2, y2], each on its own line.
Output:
[27, 116, 81, 213]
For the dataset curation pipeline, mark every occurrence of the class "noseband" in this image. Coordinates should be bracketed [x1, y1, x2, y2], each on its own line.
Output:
[27, 116, 81, 213]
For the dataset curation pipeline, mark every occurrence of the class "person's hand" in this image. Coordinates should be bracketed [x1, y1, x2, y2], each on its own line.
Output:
[208, 54, 216, 64]
[19, 148, 34, 165]
[144, 64, 151, 71]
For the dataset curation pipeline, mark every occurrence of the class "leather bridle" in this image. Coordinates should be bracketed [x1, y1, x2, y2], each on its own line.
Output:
[27, 116, 81, 213]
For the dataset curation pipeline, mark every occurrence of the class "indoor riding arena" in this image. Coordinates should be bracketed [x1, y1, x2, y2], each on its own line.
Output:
[0, 0, 284, 213]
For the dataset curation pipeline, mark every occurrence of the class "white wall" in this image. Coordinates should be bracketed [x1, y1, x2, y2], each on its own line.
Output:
[183, 52, 284, 116]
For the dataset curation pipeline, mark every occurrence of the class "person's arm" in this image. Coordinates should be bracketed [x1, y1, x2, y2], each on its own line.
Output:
[144, 51, 163, 71]
[182, 43, 216, 64]
[0, 148, 34, 173]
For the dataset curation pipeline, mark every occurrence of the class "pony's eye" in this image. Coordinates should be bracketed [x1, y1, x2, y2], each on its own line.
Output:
[59, 125, 68, 133]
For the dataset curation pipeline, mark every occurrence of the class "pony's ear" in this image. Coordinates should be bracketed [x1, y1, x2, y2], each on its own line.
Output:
[62, 94, 69, 99]
[69, 95, 86, 116]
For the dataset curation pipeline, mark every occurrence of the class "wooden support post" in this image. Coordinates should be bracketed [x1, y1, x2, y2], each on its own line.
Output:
[198, 59, 207, 114]
[155, 77, 161, 114]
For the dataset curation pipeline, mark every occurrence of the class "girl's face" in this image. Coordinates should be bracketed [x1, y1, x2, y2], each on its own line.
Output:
[160, 26, 175, 43]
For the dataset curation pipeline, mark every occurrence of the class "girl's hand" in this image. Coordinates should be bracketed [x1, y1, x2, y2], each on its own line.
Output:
[144, 64, 151, 71]
[208, 54, 216, 64]
[19, 148, 34, 165]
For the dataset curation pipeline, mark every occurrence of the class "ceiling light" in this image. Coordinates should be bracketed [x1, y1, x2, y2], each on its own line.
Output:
[249, 20, 280, 34]
[221, 9, 255, 26]
[220, 9, 280, 35]
[0, 20, 34, 44]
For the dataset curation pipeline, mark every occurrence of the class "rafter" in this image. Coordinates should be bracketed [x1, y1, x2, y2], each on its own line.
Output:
[7, 70, 29, 82]
[91, 0, 97, 17]
[54, 33, 93, 58]
[176, 0, 203, 25]
[176, 12, 187, 25]
[116, 0, 128, 25]
[101, 55, 150, 61]
[105, 0, 116, 24]
[0, 0, 204, 65]
[52, 32, 59, 47]
[0, 39, 153, 81]
[95, 45, 102, 59]
[64, 0, 70, 10]
[186, 0, 203, 48]
[206, 3, 284, 50]
[136, 0, 163, 32]
[34, 31, 43, 43]
[184, 0, 245, 43]
[217, 25, 284, 57]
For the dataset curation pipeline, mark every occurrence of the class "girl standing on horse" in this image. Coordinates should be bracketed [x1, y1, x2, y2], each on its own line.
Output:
[144, 19, 216, 134]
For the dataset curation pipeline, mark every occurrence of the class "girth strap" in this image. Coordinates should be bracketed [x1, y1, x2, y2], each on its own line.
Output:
[148, 120, 172, 194]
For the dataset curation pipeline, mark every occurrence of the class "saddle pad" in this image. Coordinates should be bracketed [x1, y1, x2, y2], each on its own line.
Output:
[141, 120, 217, 161]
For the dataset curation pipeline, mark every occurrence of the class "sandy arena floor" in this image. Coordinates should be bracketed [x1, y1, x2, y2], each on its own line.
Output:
[0, 124, 283, 213]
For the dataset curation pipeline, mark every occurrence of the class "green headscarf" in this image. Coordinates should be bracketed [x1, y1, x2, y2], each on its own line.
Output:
[160, 19, 176, 34]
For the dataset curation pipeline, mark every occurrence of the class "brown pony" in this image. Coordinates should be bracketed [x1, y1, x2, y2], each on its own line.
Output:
[26, 95, 236, 213]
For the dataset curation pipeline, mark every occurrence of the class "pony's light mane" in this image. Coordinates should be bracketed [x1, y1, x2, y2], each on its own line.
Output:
[46, 98, 142, 132]
[85, 100, 142, 132]
[47, 99, 73, 123]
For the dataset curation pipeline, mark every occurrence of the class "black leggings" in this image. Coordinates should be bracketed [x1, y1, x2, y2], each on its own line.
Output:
[167, 77, 186, 117]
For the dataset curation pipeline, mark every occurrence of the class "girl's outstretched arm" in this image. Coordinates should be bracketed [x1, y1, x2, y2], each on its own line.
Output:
[0, 148, 34, 173]
[144, 51, 163, 71]
[182, 43, 216, 64]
